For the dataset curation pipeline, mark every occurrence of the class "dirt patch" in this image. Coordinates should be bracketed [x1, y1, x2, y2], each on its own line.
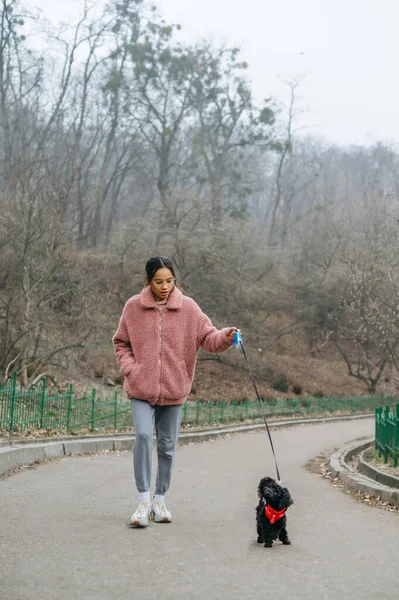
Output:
[190, 350, 399, 401]
[189, 354, 377, 402]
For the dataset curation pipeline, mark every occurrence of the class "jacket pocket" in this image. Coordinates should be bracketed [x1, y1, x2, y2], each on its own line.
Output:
[126, 361, 140, 382]
[162, 360, 190, 400]
[122, 360, 137, 378]
[124, 362, 150, 399]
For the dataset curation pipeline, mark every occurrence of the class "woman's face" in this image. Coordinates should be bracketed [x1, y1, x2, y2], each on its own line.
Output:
[148, 267, 175, 301]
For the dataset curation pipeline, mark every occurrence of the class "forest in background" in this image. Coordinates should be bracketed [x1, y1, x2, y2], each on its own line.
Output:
[2, 0, 399, 398]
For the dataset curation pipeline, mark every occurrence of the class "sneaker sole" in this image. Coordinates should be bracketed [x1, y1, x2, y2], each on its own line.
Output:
[152, 515, 172, 523]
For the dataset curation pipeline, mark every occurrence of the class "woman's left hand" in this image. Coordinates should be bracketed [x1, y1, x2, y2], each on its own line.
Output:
[226, 327, 239, 343]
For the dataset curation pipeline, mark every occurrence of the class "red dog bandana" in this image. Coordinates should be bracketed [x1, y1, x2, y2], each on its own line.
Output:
[265, 504, 286, 524]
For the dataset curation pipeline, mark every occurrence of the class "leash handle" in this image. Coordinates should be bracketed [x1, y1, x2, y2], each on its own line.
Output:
[233, 330, 243, 349]
[233, 332, 282, 483]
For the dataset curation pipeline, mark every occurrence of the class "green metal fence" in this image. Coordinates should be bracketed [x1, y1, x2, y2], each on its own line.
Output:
[0, 372, 132, 433]
[375, 404, 399, 467]
[0, 371, 396, 434]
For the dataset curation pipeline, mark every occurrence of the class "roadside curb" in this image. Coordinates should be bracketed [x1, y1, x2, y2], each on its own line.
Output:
[0, 413, 373, 478]
[329, 438, 399, 508]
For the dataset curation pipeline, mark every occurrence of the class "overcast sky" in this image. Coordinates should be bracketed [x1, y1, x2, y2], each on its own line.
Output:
[34, 0, 398, 147]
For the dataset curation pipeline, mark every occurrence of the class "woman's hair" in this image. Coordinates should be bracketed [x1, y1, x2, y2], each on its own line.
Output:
[145, 256, 177, 282]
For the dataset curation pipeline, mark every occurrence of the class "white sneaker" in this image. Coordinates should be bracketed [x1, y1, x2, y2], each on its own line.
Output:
[130, 501, 151, 527]
[151, 500, 172, 523]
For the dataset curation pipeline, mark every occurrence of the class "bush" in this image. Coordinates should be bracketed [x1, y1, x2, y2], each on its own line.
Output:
[272, 374, 289, 393]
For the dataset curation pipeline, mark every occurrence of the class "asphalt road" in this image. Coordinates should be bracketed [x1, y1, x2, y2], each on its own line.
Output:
[1, 418, 398, 600]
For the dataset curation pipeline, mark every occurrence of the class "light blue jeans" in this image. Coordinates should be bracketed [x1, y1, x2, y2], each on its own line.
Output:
[131, 399, 182, 495]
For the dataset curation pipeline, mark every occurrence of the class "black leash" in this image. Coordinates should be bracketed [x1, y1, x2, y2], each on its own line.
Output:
[234, 333, 282, 483]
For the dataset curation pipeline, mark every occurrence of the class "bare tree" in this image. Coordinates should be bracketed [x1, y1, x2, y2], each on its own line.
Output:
[0, 180, 93, 385]
[322, 213, 399, 392]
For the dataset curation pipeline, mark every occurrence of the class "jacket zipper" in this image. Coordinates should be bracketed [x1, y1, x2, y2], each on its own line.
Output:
[158, 310, 163, 401]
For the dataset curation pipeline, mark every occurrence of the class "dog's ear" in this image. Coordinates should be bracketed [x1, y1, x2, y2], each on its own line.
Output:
[282, 487, 293, 506]
[258, 477, 265, 496]
[257, 478, 265, 498]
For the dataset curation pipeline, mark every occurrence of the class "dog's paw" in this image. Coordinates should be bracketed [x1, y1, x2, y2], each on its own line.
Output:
[257, 537, 263, 544]
[264, 542, 273, 548]
[282, 539, 291, 545]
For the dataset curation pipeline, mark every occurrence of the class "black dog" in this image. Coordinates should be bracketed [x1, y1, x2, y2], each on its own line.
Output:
[256, 477, 293, 548]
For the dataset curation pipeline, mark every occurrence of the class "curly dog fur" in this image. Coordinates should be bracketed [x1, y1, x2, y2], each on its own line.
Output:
[256, 477, 293, 548]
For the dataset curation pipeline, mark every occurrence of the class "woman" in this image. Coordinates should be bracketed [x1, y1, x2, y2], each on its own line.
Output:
[112, 256, 237, 527]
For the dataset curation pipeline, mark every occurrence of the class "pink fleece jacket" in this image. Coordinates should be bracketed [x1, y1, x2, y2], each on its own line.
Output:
[112, 286, 233, 406]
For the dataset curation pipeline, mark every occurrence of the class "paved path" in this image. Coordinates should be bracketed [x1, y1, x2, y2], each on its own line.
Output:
[1, 418, 398, 600]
